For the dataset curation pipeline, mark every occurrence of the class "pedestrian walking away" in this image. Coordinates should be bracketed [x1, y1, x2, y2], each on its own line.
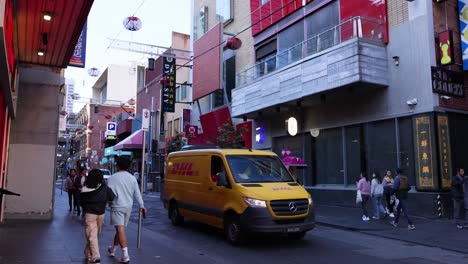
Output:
[357, 172, 371, 221]
[80, 169, 116, 264]
[451, 168, 466, 229]
[370, 172, 386, 219]
[74, 167, 87, 216]
[107, 156, 147, 263]
[390, 168, 415, 230]
[65, 169, 77, 212]
[383, 170, 395, 218]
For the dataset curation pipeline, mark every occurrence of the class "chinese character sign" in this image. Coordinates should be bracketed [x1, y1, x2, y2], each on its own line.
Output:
[69, 21, 87, 68]
[161, 57, 176, 113]
[437, 115, 452, 189]
[414, 116, 436, 190]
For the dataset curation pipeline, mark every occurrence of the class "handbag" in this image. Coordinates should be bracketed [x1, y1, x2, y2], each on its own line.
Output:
[356, 190, 363, 204]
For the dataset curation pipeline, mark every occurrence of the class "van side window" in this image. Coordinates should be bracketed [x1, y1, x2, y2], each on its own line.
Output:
[211, 156, 228, 187]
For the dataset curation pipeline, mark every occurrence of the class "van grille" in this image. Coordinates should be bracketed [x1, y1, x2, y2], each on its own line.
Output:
[269, 199, 308, 216]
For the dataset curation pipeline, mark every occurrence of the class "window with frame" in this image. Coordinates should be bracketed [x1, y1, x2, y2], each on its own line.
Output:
[167, 121, 173, 137]
[174, 118, 180, 134]
[181, 83, 188, 100]
[216, 0, 233, 23]
[175, 87, 180, 102]
[195, 6, 208, 40]
[261, 0, 270, 5]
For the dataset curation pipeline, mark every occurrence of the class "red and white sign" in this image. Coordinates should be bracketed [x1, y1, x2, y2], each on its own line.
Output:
[142, 109, 150, 131]
[185, 125, 199, 137]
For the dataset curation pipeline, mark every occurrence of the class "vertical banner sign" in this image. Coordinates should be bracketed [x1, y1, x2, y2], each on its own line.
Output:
[162, 57, 176, 113]
[142, 109, 150, 131]
[414, 116, 437, 190]
[437, 115, 452, 189]
[69, 21, 87, 68]
[438, 30, 454, 65]
[459, 1, 468, 70]
[182, 109, 191, 129]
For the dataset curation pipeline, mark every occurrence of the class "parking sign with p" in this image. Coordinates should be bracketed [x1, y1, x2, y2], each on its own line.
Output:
[107, 122, 117, 136]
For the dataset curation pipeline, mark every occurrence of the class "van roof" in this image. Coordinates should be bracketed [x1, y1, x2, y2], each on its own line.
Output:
[168, 149, 276, 157]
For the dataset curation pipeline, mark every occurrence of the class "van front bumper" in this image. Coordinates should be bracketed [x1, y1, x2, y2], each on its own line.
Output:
[239, 206, 315, 234]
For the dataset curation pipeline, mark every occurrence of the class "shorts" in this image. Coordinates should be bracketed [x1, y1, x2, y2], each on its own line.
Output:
[110, 207, 132, 226]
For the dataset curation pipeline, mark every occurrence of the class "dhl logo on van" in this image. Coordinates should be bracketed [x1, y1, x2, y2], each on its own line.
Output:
[170, 163, 199, 176]
[272, 187, 294, 191]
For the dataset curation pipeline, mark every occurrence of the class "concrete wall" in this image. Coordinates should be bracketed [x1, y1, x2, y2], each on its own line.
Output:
[107, 64, 137, 105]
[4, 66, 63, 220]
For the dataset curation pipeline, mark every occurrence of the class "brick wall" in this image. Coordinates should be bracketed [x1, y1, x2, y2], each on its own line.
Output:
[86, 104, 133, 168]
[433, 0, 468, 112]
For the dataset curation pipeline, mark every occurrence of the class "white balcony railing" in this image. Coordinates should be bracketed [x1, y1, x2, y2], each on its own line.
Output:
[237, 17, 383, 86]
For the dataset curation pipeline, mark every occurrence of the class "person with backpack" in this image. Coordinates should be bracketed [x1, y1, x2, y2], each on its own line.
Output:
[390, 168, 415, 230]
[383, 170, 395, 218]
[64, 169, 77, 212]
[80, 169, 116, 263]
[451, 168, 466, 229]
[370, 172, 387, 219]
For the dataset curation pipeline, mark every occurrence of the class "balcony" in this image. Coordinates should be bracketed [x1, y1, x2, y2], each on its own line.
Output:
[232, 17, 388, 117]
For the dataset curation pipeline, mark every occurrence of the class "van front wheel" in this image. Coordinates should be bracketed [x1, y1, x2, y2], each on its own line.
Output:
[169, 202, 184, 226]
[225, 217, 245, 245]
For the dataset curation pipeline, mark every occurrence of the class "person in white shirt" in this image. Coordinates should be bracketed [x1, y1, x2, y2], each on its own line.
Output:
[107, 157, 147, 263]
[371, 172, 387, 219]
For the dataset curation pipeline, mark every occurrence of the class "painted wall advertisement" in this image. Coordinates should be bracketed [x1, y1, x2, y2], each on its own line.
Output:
[413, 115, 438, 191]
[161, 57, 176, 113]
[69, 21, 87, 68]
[437, 115, 452, 190]
[459, 0, 468, 70]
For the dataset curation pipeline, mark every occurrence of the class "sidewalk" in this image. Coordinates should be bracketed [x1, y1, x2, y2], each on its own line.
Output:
[316, 204, 468, 254]
[0, 190, 212, 264]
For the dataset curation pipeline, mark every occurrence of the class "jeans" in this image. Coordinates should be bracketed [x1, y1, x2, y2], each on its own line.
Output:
[394, 199, 413, 225]
[67, 191, 75, 210]
[73, 190, 81, 213]
[453, 199, 466, 225]
[84, 213, 105, 260]
[372, 194, 386, 218]
[361, 194, 370, 217]
[385, 193, 394, 213]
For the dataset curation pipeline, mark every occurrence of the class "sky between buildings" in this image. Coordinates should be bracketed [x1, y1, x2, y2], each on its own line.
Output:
[64, 0, 191, 112]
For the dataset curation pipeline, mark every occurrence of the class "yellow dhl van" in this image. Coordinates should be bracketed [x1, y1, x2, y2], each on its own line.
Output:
[163, 148, 315, 244]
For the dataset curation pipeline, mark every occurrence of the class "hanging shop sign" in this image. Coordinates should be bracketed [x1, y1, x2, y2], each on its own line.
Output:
[437, 115, 452, 190]
[438, 30, 454, 65]
[69, 21, 87, 68]
[413, 115, 438, 191]
[161, 57, 176, 113]
[431, 66, 464, 97]
[459, 0, 468, 70]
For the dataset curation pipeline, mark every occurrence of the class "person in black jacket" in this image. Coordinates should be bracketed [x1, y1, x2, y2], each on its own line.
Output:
[80, 169, 115, 264]
[452, 168, 465, 229]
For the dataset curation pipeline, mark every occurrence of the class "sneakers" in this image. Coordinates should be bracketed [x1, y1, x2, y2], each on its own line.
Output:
[463, 223, 468, 229]
[390, 221, 398, 227]
[107, 246, 116, 257]
[88, 258, 101, 263]
[408, 224, 416, 230]
[362, 215, 370, 221]
[389, 213, 395, 218]
[457, 224, 464, 229]
[372, 216, 380, 220]
[118, 256, 130, 263]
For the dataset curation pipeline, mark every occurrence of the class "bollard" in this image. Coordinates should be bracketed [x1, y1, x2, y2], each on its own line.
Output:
[437, 194, 443, 218]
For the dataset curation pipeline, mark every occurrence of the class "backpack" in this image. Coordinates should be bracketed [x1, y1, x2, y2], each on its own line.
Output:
[398, 175, 409, 191]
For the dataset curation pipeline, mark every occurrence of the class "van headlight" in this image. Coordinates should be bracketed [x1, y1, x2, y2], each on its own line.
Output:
[308, 197, 313, 206]
[243, 197, 267, 208]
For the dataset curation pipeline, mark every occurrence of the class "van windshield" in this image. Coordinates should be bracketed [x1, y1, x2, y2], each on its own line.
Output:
[226, 155, 294, 183]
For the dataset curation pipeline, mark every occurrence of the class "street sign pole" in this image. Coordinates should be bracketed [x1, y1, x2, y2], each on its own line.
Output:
[137, 109, 149, 249]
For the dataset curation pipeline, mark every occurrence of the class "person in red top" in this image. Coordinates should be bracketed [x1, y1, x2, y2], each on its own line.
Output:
[357, 172, 371, 221]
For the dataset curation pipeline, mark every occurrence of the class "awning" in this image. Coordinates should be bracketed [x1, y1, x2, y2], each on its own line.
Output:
[113, 129, 143, 150]
[104, 147, 132, 157]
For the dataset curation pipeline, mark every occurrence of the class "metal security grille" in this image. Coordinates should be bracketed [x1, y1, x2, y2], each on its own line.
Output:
[269, 199, 308, 216]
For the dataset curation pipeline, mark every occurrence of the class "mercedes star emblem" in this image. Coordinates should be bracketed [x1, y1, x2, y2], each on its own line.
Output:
[288, 202, 297, 212]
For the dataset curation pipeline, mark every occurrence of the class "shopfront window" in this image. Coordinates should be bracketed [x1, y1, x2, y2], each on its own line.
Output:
[365, 119, 397, 177]
[345, 125, 366, 185]
[399, 117, 416, 186]
[315, 128, 343, 184]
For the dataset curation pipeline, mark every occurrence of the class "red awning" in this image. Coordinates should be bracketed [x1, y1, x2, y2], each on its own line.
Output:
[113, 129, 143, 150]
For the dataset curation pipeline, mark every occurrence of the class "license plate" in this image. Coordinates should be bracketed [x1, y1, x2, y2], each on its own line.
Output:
[287, 227, 300, 232]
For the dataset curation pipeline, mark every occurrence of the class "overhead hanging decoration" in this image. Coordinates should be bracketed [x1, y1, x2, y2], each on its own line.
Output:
[88, 67, 100, 77]
[225, 37, 242, 50]
[123, 16, 142, 31]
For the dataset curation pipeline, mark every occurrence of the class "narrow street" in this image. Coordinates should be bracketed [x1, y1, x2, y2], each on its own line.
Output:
[126, 194, 468, 264]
